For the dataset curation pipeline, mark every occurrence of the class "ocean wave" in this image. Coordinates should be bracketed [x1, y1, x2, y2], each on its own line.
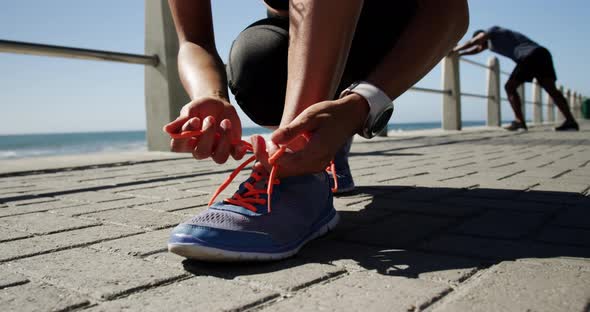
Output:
[0, 141, 147, 160]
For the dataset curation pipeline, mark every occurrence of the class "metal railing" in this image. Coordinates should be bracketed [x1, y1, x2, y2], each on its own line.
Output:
[409, 86, 451, 95]
[0, 40, 158, 66]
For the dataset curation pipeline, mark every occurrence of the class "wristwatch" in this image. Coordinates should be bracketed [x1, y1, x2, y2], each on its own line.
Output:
[340, 81, 394, 139]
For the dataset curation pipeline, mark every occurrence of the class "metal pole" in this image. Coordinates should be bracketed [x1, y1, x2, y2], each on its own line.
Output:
[0, 39, 158, 66]
[557, 85, 566, 123]
[486, 56, 501, 127]
[517, 84, 526, 123]
[532, 79, 543, 124]
[546, 90, 555, 123]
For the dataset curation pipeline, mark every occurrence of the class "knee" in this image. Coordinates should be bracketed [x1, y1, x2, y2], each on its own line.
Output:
[227, 21, 288, 93]
[504, 81, 518, 94]
[227, 21, 289, 125]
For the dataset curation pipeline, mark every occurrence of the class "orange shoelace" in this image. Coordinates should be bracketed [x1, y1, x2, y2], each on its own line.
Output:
[167, 130, 337, 213]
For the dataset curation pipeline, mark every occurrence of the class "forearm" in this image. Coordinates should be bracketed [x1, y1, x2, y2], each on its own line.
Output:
[169, 0, 228, 102]
[453, 38, 475, 53]
[281, 0, 363, 126]
[178, 42, 229, 101]
[459, 46, 483, 56]
[367, 0, 469, 99]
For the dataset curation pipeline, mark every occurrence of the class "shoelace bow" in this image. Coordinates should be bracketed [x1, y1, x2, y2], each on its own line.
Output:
[167, 130, 338, 213]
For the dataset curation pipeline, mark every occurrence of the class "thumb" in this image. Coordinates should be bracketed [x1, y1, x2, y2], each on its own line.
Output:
[163, 116, 189, 134]
[271, 113, 318, 145]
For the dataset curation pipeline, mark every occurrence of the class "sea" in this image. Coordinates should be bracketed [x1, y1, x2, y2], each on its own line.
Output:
[0, 121, 487, 160]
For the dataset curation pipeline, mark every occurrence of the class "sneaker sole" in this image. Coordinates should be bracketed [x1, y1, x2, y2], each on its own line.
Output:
[168, 211, 339, 262]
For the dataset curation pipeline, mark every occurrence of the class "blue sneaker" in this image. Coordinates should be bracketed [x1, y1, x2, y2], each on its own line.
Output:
[328, 137, 355, 194]
[168, 167, 338, 262]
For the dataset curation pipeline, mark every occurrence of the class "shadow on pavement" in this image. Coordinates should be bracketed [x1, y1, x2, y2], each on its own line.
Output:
[182, 185, 590, 279]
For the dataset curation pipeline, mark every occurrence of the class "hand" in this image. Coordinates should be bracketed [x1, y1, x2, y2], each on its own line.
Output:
[251, 94, 369, 177]
[163, 97, 247, 163]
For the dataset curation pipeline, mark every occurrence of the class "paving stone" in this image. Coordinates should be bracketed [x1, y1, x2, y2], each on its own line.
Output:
[300, 240, 482, 286]
[0, 226, 32, 242]
[516, 190, 590, 206]
[553, 207, 590, 229]
[338, 213, 454, 248]
[142, 251, 186, 268]
[116, 186, 196, 200]
[441, 196, 562, 213]
[517, 256, 590, 270]
[458, 186, 526, 199]
[0, 224, 141, 262]
[90, 229, 170, 256]
[184, 258, 346, 292]
[433, 261, 590, 312]
[49, 196, 160, 217]
[333, 199, 394, 234]
[79, 207, 185, 230]
[56, 191, 134, 203]
[132, 195, 208, 212]
[9, 248, 187, 300]
[0, 200, 85, 217]
[1, 197, 59, 207]
[531, 181, 590, 194]
[0, 270, 29, 289]
[380, 187, 466, 202]
[451, 210, 548, 239]
[536, 226, 590, 247]
[85, 276, 278, 312]
[262, 270, 450, 312]
[364, 197, 481, 217]
[420, 234, 590, 260]
[0, 281, 90, 311]
[0, 212, 99, 235]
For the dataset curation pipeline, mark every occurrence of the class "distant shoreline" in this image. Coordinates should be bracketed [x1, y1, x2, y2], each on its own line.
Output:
[0, 121, 494, 160]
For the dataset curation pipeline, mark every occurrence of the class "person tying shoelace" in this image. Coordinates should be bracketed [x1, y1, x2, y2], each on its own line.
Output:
[164, 0, 469, 261]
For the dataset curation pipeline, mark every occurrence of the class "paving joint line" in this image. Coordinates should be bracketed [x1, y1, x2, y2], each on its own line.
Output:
[0, 279, 30, 290]
[497, 170, 526, 181]
[0, 225, 147, 263]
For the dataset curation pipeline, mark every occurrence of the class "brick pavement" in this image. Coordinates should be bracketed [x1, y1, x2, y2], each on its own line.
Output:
[1, 123, 589, 311]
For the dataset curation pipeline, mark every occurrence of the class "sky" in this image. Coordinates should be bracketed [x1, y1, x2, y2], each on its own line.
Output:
[0, 0, 589, 135]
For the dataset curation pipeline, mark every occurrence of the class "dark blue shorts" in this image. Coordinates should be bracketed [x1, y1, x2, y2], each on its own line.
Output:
[511, 47, 557, 83]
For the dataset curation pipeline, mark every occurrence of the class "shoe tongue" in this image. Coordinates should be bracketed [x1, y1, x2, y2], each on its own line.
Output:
[227, 168, 271, 214]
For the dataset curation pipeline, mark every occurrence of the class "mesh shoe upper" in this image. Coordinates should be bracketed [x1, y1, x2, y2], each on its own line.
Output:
[171, 170, 335, 250]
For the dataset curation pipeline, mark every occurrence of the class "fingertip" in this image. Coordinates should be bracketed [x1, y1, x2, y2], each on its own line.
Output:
[182, 117, 201, 132]
[220, 119, 232, 132]
[189, 117, 201, 129]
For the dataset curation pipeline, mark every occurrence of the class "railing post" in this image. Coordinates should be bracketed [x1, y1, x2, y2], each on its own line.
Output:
[576, 93, 581, 118]
[556, 85, 566, 123]
[570, 90, 578, 118]
[546, 90, 555, 123]
[580, 94, 585, 119]
[532, 79, 543, 124]
[517, 84, 526, 122]
[566, 88, 573, 120]
[486, 56, 501, 127]
[442, 55, 461, 130]
[144, 0, 190, 151]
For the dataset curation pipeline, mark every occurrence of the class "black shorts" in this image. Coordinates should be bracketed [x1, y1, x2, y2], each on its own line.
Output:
[510, 47, 557, 83]
[226, 1, 417, 126]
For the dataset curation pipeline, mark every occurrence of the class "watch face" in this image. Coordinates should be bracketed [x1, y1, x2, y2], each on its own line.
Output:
[370, 107, 393, 136]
